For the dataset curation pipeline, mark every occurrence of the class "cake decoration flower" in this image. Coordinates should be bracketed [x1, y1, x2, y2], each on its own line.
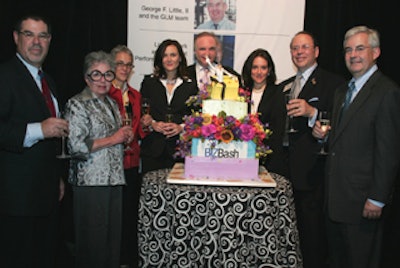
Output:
[175, 112, 272, 159]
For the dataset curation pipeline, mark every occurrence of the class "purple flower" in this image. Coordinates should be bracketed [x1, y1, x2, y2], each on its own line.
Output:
[239, 124, 255, 141]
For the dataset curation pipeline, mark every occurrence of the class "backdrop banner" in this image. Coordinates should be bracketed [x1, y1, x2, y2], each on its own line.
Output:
[128, 0, 305, 88]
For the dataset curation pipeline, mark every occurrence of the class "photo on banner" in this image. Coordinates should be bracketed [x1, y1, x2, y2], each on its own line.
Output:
[128, 0, 305, 89]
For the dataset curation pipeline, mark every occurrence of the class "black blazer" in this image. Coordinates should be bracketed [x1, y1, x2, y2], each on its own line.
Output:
[279, 66, 345, 190]
[250, 84, 287, 176]
[186, 63, 242, 88]
[139, 75, 198, 160]
[326, 70, 400, 223]
[0, 56, 61, 216]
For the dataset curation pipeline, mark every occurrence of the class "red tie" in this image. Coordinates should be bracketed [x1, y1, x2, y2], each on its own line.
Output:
[39, 70, 56, 117]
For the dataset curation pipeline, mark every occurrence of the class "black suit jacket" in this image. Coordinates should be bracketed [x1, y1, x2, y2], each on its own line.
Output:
[279, 66, 345, 190]
[186, 63, 242, 88]
[326, 70, 400, 223]
[250, 84, 287, 176]
[0, 56, 61, 216]
[139, 75, 198, 162]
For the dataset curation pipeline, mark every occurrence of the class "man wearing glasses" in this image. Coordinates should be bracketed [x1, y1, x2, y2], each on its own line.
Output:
[0, 15, 69, 267]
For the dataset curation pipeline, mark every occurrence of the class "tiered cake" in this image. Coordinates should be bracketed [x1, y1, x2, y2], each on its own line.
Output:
[179, 75, 271, 180]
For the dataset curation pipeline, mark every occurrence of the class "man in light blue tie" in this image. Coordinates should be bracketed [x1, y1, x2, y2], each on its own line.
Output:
[313, 25, 400, 268]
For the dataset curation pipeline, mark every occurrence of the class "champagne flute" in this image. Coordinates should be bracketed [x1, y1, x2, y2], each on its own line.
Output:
[317, 111, 331, 155]
[285, 92, 298, 133]
[122, 112, 133, 151]
[56, 110, 71, 159]
[141, 98, 151, 132]
[141, 98, 151, 116]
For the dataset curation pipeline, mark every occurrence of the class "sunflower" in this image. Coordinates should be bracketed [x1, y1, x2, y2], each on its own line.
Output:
[202, 113, 212, 125]
[220, 129, 234, 143]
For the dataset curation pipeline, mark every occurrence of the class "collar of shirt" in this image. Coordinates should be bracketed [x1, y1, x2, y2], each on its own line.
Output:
[352, 64, 378, 95]
[299, 63, 318, 86]
[16, 53, 41, 88]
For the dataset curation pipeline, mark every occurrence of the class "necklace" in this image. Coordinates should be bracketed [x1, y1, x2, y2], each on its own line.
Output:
[166, 78, 177, 85]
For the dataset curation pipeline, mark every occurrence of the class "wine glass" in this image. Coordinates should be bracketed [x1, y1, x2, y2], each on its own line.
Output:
[141, 98, 151, 116]
[56, 110, 71, 159]
[122, 112, 133, 151]
[285, 92, 298, 133]
[317, 111, 331, 155]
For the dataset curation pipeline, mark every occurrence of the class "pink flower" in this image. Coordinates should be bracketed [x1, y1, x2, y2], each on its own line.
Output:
[201, 124, 217, 137]
[239, 124, 255, 141]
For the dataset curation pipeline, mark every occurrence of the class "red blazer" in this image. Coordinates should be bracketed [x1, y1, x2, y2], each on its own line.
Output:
[109, 84, 147, 169]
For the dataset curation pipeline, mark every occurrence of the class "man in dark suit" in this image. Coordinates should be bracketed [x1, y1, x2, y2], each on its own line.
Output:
[279, 31, 344, 268]
[186, 31, 241, 91]
[0, 15, 69, 268]
[313, 26, 400, 268]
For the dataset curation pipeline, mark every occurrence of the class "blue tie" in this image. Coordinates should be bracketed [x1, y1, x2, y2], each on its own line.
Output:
[339, 81, 356, 123]
[343, 80, 356, 111]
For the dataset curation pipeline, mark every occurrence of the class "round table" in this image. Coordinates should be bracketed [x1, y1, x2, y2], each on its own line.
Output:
[138, 168, 303, 268]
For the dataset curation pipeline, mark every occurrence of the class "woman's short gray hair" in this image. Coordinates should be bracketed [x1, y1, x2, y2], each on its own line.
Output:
[83, 50, 114, 76]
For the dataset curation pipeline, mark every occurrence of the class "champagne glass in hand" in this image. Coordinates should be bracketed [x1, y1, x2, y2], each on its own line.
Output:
[141, 98, 151, 132]
[317, 111, 331, 155]
[285, 92, 298, 133]
[122, 112, 133, 151]
[141, 98, 151, 115]
[56, 110, 71, 159]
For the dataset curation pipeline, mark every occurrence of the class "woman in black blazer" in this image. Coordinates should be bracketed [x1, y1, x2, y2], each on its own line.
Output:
[241, 48, 287, 176]
[140, 39, 198, 174]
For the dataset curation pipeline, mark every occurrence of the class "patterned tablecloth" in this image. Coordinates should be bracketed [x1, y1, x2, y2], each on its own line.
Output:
[138, 168, 303, 268]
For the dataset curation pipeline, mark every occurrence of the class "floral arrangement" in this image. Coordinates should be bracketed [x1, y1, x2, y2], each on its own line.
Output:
[175, 111, 272, 159]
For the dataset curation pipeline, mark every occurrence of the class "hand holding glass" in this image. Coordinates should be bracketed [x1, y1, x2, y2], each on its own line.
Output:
[317, 111, 330, 155]
[285, 92, 298, 133]
[122, 113, 133, 151]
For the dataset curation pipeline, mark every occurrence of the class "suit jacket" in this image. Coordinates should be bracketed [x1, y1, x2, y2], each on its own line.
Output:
[186, 63, 242, 89]
[279, 66, 345, 190]
[0, 56, 61, 216]
[326, 70, 400, 223]
[250, 84, 287, 176]
[139, 75, 198, 162]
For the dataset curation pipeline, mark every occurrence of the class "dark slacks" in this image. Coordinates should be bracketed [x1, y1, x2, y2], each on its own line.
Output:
[120, 167, 142, 267]
[326, 216, 383, 268]
[73, 185, 122, 268]
[0, 207, 59, 268]
[293, 185, 328, 268]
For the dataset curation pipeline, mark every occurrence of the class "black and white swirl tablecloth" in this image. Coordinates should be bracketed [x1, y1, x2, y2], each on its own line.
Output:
[138, 169, 303, 268]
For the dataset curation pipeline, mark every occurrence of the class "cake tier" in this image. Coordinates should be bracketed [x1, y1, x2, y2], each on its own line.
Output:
[184, 156, 259, 179]
[191, 138, 256, 158]
[208, 75, 239, 100]
[202, 99, 248, 119]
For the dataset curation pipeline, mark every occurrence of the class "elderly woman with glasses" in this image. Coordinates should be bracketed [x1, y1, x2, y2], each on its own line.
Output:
[64, 50, 133, 268]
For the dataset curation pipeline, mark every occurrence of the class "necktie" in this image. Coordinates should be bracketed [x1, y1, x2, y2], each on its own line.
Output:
[200, 68, 209, 90]
[292, 73, 302, 98]
[343, 80, 356, 111]
[339, 80, 356, 123]
[38, 70, 56, 117]
[213, 23, 218, 30]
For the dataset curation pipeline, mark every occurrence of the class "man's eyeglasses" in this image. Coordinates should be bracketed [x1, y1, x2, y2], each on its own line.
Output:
[87, 70, 115, 82]
[290, 44, 314, 52]
[344, 46, 371, 55]
[115, 61, 134, 69]
[18, 31, 51, 41]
